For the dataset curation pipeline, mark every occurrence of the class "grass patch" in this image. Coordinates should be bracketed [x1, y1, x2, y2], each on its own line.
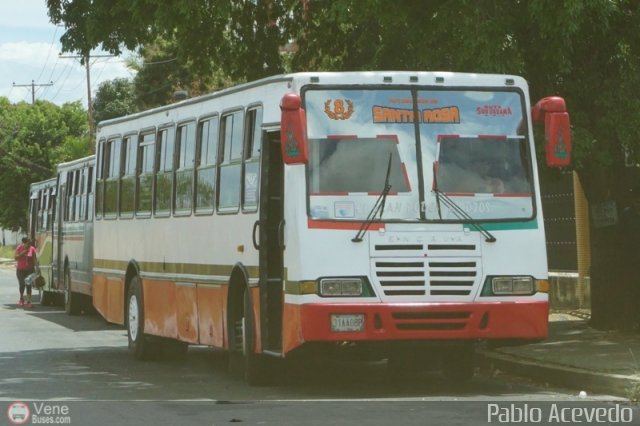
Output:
[0, 245, 15, 259]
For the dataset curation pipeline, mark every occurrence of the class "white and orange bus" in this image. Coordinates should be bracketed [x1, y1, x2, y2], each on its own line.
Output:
[29, 155, 95, 312]
[91, 71, 570, 383]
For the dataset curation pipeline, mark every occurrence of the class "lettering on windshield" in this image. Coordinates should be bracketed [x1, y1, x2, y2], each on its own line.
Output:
[372, 105, 460, 124]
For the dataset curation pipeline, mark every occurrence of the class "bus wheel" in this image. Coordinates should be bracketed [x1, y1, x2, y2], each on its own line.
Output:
[127, 276, 156, 360]
[64, 266, 82, 315]
[442, 343, 475, 383]
[230, 287, 271, 385]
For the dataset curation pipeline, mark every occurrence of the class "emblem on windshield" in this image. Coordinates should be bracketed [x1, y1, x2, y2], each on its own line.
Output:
[324, 99, 354, 120]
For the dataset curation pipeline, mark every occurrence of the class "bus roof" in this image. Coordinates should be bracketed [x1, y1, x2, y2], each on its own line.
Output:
[96, 71, 527, 130]
[29, 177, 56, 192]
[57, 154, 95, 172]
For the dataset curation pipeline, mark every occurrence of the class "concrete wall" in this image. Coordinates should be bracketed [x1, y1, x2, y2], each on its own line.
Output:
[0, 229, 21, 246]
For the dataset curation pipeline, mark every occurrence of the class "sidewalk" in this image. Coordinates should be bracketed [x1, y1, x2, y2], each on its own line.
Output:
[479, 310, 640, 399]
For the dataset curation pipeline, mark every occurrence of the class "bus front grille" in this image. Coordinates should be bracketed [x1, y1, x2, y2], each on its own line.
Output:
[375, 260, 426, 296]
[373, 259, 480, 298]
[428, 260, 477, 296]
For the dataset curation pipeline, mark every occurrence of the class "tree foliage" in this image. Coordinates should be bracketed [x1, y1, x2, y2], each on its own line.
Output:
[130, 37, 233, 110]
[48, 0, 640, 327]
[0, 100, 89, 231]
[93, 77, 137, 124]
[46, 0, 287, 80]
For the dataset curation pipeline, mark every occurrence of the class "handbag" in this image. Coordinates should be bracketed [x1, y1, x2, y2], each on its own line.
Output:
[25, 272, 38, 287]
[34, 273, 45, 289]
[26, 259, 45, 288]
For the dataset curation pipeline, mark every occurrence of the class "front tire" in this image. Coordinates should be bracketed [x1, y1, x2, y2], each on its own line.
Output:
[442, 343, 476, 383]
[127, 276, 156, 360]
[229, 287, 272, 385]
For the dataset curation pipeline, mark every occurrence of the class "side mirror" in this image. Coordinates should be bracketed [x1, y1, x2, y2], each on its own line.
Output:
[532, 96, 571, 168]
[280, 93, 309, 164]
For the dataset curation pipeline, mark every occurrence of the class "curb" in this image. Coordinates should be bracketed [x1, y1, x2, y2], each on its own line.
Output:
[477, 350, 640, 399]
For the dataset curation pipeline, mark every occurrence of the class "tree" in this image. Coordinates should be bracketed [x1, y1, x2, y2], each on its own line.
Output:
[0, 99, 89, 231]
[46, 0, 289, 82]
[130, 37, 233, 110]
[47, 0, 640, 328]
[93, 77, 137, 124]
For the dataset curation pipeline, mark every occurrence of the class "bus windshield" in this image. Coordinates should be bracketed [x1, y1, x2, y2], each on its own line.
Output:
[304, 87, 533, 222]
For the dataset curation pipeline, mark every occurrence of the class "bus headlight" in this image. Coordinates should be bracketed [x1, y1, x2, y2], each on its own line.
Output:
[320, 278, 364, 297]
[491, 276, 534, 295]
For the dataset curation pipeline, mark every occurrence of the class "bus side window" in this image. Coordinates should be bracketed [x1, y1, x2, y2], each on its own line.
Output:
[74, 169, 82, 221]
[37, 190, 44, 231]
[218, 110, 243, 213]
[195, 116, 219, 214]
[136, 131, 155, 216]
[105, 137, 122, 218]
[155, 126, 175, 216]
[95, 139, 105, 219]
[242, 106, 262, 212]
[49, 188, 56, 230]
[120, 134, 137, 217]
[67, 171, 76, 222]
[43, 188, 50, 230]
[175, 121, 196, 215]
[87, 166, 94, 221]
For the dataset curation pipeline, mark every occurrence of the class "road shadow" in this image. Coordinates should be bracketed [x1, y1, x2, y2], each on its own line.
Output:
[0, 345, 564, 401]
[3, 295, 121, 333]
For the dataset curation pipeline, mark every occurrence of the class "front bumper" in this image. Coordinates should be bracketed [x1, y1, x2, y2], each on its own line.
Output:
[299, 300, 548, 342]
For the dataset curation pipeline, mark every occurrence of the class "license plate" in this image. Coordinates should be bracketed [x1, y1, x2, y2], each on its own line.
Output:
[331, 314, 365, 332]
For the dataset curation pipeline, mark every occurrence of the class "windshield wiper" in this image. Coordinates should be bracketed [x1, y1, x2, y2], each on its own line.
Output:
[432, 188, 497, 243]
[352, 153, 393, 243]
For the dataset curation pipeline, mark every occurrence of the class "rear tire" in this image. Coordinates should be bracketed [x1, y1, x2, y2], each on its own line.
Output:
[64, 266, 82, 315]
[41, 290, 55, 306]
[127, 276, 157, 360]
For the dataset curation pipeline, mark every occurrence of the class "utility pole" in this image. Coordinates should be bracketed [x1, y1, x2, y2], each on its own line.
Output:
[59, 52, 114, 143]
[12, 80, 54, 105]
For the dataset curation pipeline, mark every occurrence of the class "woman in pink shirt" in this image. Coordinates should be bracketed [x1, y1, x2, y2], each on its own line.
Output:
[14, 237, 36, 308]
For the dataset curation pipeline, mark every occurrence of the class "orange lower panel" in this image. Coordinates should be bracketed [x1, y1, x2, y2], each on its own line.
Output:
[93, 273, 230, 347]
[176, 285, 199, 343]
[143, 280, 178, 338]
[196, 286, 226, 347]
[92, 274, 125, 325]
[92, 275, 107, 320]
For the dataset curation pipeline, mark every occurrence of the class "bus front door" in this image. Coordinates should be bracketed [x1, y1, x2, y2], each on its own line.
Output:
[257, 130, 284, 354]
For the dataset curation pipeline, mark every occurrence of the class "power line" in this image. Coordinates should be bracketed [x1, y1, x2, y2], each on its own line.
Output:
[36, 26, 59, 83]
[59, 53, 115, 141]
[12, 80, 54, 105]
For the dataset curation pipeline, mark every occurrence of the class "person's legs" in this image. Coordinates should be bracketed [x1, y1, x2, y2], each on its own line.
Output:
[24, 284, 32, 308]
[16, 270, 26, 305]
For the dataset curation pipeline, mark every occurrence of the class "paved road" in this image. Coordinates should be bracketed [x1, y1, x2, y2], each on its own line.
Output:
[0, 266, 626, 425]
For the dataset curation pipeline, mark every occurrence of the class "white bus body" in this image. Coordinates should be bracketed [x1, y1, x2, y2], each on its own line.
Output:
[91, 72, 568, 383]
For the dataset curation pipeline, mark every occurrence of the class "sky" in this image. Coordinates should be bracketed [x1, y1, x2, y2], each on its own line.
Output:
[0, 1, 135, 107]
